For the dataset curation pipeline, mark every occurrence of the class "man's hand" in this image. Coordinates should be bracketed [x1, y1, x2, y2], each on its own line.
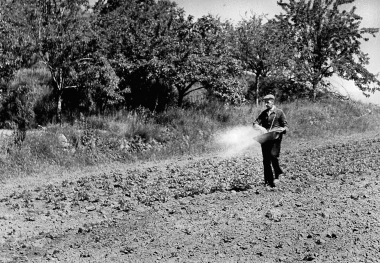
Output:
[253, 123, 267, 134]
[253, 123, 260, 129]
[272, 127, 287, 134]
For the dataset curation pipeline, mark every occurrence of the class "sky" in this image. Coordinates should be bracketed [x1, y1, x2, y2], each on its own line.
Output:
[88, 0, 380, 105]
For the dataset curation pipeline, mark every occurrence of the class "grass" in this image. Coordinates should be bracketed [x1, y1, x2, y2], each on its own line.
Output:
[0, 98, 379, 178]
[282, 99, 380, 138]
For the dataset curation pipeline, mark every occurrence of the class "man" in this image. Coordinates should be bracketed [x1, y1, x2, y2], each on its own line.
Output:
[253, 94, 288, 188]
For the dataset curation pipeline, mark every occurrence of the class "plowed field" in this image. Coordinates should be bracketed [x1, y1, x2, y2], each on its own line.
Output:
[1, 132, 380, 262]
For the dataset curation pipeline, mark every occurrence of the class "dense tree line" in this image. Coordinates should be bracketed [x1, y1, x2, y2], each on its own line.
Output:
[0, 0, 379, 127]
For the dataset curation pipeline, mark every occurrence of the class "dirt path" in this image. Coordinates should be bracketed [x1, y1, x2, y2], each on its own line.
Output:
[0, 131, 380, 262]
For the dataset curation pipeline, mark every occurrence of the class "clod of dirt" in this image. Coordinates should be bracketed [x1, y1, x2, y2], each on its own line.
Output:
[77, 227, 91, 234]
[25, 216, 36, 221]
[320, 211, 330, 218]
[0, 197, 9, 202]
[315, 238, 326, 244]
[45, 249, 60, 259]
[120, 246, 135, 254]
[85, 205, 96, 211]
[31, 239, 47, 249]
[323, 229, 338, 239]
[265, 208, 283, 222]
[350, 194, 360, 200]
[303, 252, 319, 261]
[218, 253, 226, 258]
[0, 214, 14, 220]
[80, 250, 91, 258]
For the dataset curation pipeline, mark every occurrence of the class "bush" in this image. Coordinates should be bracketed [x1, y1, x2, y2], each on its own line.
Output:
[34, 89, 56, 126]
[1, 67, 53, 128]
[82, 116, 110, 130]
[0, 83, 36, 129]
[283, 99, 380, 138]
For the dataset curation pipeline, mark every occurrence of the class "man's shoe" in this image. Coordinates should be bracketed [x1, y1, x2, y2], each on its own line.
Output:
[273, 179, 280, 186]
[275, 172, 284, 180]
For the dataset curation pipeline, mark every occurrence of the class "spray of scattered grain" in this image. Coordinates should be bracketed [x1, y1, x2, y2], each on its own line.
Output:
[213, 125, 264, 158]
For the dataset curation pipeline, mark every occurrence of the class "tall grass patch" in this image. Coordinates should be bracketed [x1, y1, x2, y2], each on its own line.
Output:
[283, 99, 380, 138]
[1, 98, 379, 177]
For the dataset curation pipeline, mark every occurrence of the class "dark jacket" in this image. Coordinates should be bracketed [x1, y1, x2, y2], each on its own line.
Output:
[254, 106, 288, 133]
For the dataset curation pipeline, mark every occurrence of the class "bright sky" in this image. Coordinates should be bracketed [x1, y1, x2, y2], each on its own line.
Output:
[88, 0, 380, 105]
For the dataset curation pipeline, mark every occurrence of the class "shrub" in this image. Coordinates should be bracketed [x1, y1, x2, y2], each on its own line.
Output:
[34, 89, 56, 126]
[282, 99, 380, 138]
[0, 83, 36, 129]
[0, 67, 54, 128]
[82, 116, 110, 130]
[154, 108, 185, 126]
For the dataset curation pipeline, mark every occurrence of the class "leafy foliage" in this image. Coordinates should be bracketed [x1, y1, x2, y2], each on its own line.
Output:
[276, 0, 380, 98]
[166, 15, 244, 106]
[1, 0, 97, 123]
[93, 0, 182, 109]
[74, 54, 122, 114]
[0, 0, 379, 127]
[0, 67, 51, 129]
[0, 1, 36, 90]
[94, 1, 244, 108]
[233, 15, 291, 105]
[0, 84, 35, 129]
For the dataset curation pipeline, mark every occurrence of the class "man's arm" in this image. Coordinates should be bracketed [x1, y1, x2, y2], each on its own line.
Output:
[253, 112, 268, 134]
[253, 112, 263, 126]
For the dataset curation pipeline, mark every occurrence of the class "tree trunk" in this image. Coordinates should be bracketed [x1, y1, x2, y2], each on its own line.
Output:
[54, 69, 64, 124]
[178, 89, 185, 107]
[312, 80, 318, 101]
[57, 91, 62, 125]
[255, 74, 260, 107]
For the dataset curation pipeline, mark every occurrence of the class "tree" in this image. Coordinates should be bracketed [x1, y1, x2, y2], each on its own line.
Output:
[74, 53, 122, 114]
[234, 15, 291, 106]
[0, 71, 40, 139]
[276, 0, 380, 99]
[94, 1, 244, 108]
[2, 0, 96, 123]
[93, 0, 180, 109]
[0, 1, 35, 92]
[37, 0, 93, 122]
[163, 14, 244, 106]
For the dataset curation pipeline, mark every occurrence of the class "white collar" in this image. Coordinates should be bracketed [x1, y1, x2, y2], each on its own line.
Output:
[268, 105, 276, 113]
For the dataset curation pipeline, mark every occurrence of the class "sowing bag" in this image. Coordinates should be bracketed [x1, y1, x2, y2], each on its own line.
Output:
[253, 131, 280, 144]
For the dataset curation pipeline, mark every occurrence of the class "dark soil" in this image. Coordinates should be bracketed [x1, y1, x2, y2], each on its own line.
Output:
[1, 133, 380, 263]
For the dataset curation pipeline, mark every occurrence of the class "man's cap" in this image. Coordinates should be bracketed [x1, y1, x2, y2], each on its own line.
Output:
[263, 94, 275, 100]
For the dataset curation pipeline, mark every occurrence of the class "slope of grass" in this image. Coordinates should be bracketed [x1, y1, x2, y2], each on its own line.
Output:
[0, 99, 379, 178]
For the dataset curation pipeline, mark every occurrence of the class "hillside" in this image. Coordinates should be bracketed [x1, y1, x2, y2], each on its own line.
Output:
[1, 99, 379, 177]
[0, 100, 379, 262]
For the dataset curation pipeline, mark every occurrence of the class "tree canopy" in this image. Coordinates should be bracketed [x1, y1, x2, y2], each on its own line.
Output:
[0, 0, 379, 127]
[233, 15, 292, 105]
[276, 0, 380, 99]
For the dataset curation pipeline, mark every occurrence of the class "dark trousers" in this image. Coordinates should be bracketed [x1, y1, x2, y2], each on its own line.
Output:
[261, 138, 283, 186]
